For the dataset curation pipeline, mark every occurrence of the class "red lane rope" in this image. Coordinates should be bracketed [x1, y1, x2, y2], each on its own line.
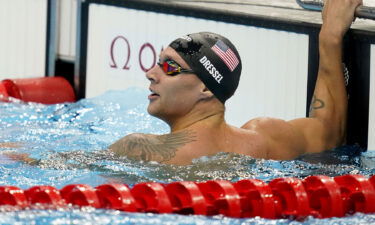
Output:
[1, 174, 375, 219]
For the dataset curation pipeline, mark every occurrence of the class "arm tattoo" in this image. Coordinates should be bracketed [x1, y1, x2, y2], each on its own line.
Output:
[109, 130, 196, 162]
[309, 95, 325, 114]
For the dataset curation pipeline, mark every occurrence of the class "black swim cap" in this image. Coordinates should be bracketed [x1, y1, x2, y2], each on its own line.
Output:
[169, 32, 242, 104]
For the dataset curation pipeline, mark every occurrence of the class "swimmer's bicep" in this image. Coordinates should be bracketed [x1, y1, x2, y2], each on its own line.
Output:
[242, 117, 313, 157]
[288, 118, 333, 154]
[245, 117, 329, 156]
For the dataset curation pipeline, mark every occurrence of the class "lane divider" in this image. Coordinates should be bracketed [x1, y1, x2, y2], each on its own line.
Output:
[0, 77, 75, 104]
[0, 175, 374, 219]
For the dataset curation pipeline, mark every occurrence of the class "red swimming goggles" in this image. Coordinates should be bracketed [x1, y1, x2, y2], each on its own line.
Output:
[157, 59, 194, 76]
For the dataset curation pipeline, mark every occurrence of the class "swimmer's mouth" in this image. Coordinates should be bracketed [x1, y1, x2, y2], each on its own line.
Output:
[149, 89, 160, 97]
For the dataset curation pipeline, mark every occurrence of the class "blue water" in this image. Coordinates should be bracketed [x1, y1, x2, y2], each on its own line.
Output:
[0, 87, 375, 224]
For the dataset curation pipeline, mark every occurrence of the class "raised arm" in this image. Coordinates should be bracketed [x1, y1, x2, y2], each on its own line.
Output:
[288, 0, 363, 153]
[242, 0, 363, 159]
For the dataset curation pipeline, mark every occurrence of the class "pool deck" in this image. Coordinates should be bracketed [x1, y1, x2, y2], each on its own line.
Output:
[172, 0, 375, 32]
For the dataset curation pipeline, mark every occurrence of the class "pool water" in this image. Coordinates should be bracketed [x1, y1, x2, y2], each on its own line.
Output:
[0, 87, 375, 224]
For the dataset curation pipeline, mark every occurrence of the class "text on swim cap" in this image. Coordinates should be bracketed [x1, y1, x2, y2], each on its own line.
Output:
[199, 56, 223, 84]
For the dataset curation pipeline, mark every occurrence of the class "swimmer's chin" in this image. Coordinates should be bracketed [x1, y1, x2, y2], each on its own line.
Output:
[146, 105, 157, 116]
[146, 108, 166, 121]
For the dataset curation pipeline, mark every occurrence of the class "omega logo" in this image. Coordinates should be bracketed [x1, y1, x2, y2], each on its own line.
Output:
[109, 35, 159, 72]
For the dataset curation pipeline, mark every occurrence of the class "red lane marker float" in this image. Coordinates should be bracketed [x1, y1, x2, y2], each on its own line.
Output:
[370, 175, 375, 189]
[197, 180, 241, 218]
[1, 80, 22, 100]
[0, 82, 10, 101]
[303, 175, 344, 218]
[165, 181, 206, 215]
[334, 174, 375, 214]
[1, 175, 375, 219]
[269, 177, 310, 218]
[131, 182, 173, 213]
[0, 186, 28, 208]
[233, 179, 276, 219]
[60, 184, 100, 208]
[25, 186, 64, 207]
[0, 77, 75, 104]
[96, 183, 137, 212]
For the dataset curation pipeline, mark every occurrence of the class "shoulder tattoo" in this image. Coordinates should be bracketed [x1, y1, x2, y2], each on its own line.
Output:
[109, 130, 196, 162]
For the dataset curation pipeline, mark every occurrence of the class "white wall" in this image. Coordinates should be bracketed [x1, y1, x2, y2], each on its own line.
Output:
[85, 4, 309, 126]
[369, 45, 375, 150]
[57, 0, 76, 60]
[0, 0, 48, 79]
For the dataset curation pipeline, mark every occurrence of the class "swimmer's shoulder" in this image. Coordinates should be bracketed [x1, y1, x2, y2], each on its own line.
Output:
[108, 133, 156, 157]
[109, 131, 197, 163]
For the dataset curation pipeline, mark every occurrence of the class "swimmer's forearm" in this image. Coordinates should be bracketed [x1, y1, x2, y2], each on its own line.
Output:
[0, 142, 22, 148]
[309, 0, 362, 147]
[2, 152, 40, 165]
[310, 32, 348, 146]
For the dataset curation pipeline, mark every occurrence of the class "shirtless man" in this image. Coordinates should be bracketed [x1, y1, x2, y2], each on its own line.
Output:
[109, 0, 363, 165]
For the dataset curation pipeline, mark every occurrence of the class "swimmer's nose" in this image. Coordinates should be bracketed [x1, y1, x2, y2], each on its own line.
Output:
[146, 64, 160, 83]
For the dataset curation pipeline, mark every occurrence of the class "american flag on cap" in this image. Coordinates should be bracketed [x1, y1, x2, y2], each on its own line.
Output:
[211, 40, 239, 72]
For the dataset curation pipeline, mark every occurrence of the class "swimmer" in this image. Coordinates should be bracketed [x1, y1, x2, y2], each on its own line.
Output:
[109, 0, 363, 165]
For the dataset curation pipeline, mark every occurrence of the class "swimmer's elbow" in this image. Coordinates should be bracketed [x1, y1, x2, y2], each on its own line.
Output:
[325, 115, 347, 148]
[292, 117, 345, 154]
[309, 107, 347, 151]
[330, 126, 346, 149]
[319, 120, 346, 152]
